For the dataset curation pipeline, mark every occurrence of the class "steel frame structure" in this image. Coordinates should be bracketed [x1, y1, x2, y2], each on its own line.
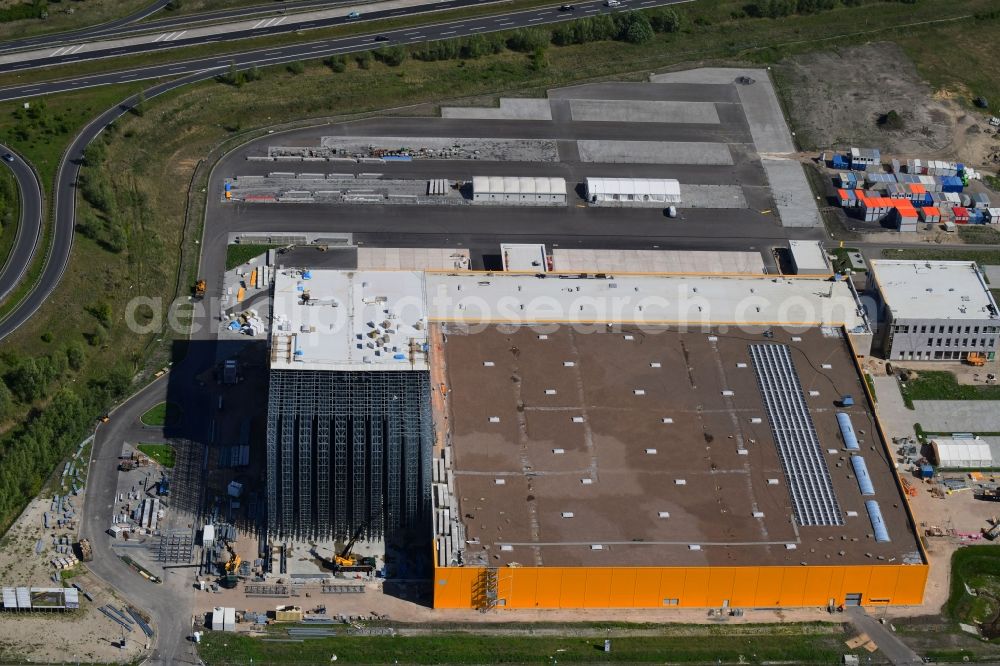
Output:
[266, 369, 432, 540]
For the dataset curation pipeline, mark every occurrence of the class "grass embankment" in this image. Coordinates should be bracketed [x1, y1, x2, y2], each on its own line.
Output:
[1, 0, 997, 94]
[199, 622, 862, 664]
[226, 243, 280, 270]
[0, 84, 145, 324]
[881, 248, 1000, 265]
[0, 166, 19, 271]
[0, 85, 148, 535]
[0, 0, 153, 43]
[958, 226, 1000, 244]
[947, 547, 1000, 632]
[139, 401, 180, 426]
[137, 442, 176, 467]
[899, 370, 1000, 408]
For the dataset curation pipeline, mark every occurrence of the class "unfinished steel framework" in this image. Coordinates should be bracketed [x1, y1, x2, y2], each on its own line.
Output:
[265, 369, 432, 541]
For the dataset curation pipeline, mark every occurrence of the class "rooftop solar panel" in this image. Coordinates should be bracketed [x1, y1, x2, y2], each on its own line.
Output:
[750, 344, 843, 526]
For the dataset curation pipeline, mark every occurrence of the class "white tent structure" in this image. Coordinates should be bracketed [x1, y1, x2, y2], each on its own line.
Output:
[931, 438, 993, 469]
[471, 176, 567, 204]
[585, 177, 681, 207]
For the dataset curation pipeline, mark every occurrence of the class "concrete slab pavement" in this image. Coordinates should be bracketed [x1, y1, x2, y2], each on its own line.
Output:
[576, 140, 733, 164]
[910, 400, 1000, 433]
[762, 158, 823, 228]
[871, 375, 916, 441]
[568, 99, 720, 124]
[442, 98, 553, 121]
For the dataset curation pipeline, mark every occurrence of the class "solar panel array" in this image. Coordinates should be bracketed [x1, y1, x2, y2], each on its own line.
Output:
[749, 344, 844, 526]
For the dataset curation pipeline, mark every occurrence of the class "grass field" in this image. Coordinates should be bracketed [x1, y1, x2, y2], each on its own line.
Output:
[899, 370, 1000, 407]
[136, 442, 176, 467]
[881, 248, 1000, 266]
[946, 547, 1000, 636]
[139, 401, 180, 427]
[958, 226, 1000, 244]
[226, 243, 280, 271]
[198, 622, 863, 664]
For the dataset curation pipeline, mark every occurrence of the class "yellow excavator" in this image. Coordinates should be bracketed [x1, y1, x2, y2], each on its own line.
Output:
[219, 544, 241, 589]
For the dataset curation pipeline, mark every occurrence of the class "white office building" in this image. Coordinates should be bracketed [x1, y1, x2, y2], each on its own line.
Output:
[866, 260, 1000, 361]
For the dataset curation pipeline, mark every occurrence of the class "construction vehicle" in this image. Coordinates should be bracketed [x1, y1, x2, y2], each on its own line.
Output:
[193, 279, 207, 300]
[331, 525, 374, 573]
[984, 517, 1000, 541]
[967, 352, 987, 367]
[77, 539, 93, 562]
[219, 544, 240, 589]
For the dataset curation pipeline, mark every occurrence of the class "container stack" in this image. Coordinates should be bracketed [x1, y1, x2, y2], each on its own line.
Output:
[918, 207, 941, 224]
[894, 203, 918, 232]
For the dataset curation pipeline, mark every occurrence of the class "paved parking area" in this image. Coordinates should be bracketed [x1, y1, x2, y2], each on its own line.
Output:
[910, 400, 1000, 433]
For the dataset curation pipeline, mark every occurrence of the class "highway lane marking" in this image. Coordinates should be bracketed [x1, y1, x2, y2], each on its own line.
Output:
[152, 33, 168, 42]
[274, 16, 287, 26]
[50, 47, 67, 57]
[252, 19, 267, 29]
[441, 30, 456, 34]
[528, 17, 543, 21]
[171, 30, 188, 40]
[169, 66, 185, 71]
[310, 44, 326, 48]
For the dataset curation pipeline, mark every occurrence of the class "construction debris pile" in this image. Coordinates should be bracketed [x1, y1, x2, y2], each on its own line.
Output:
[227, 309, 265, 336]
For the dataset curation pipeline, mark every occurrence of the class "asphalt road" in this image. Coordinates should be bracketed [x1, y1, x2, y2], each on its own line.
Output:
[0, 71, 209, 340]
[0, 0, 691, 100]
[0, 0, 375, 53]
[0, 0, 170, 54]
[0, 146, 42, 303]
[82, 374, 205, 666]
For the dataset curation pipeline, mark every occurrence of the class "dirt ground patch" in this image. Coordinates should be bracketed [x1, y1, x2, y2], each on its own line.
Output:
[777, 42, 1000, 169]
[0, 498, 147, 663]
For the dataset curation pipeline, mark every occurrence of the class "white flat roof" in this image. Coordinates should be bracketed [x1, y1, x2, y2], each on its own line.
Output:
[551, 249, 765, 275]
[270, 270, 867, 370]
[424, 272, 864, 329]
[788, 240, 831, 272]
[501, 243, 548, 272]
[585, 177, 680, 196]
[931, 438, 993, 466]
[870, 260, 999, 321]
[270, 269, 428, 371]
[472, 176, 566, 195]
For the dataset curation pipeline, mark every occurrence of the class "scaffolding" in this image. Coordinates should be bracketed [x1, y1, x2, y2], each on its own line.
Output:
[266, 370, 432, 541]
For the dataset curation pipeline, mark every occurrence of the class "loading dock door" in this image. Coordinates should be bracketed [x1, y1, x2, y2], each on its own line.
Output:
[845, 593, 863, 606]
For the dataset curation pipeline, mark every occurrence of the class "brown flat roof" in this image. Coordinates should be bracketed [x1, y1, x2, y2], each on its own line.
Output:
[436, 324, 923, 568]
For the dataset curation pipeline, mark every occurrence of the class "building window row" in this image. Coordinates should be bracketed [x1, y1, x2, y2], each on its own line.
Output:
[895, 324, 999, 335]
[895, 350, 995, 361]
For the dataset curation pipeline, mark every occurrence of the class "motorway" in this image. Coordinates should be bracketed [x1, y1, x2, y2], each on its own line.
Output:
[0, 0, 391, 53]
[0, 0, 689, 100]
[0, 146, 42, 303]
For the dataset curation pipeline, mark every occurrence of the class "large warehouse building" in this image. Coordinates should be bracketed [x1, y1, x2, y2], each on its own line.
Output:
[866, 259, 1000, 361]
[265, 270, 433, 541]
[266, 267, 927, 608]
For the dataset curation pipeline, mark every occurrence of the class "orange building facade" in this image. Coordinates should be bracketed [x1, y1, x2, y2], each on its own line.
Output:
[433, 562, 928, 609]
